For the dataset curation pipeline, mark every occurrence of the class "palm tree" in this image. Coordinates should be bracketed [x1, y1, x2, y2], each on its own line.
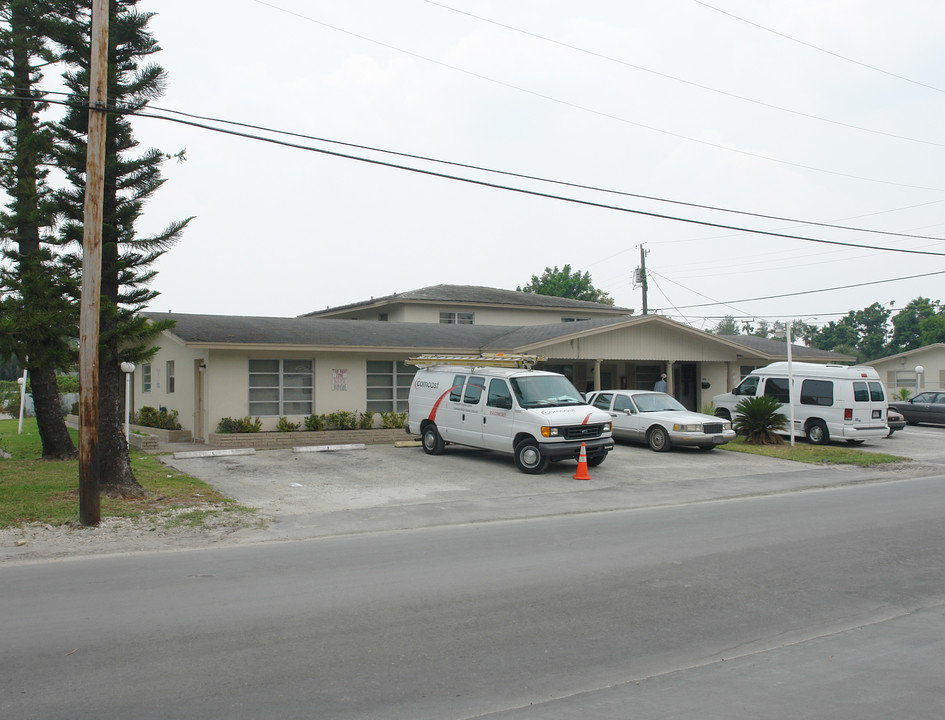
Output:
[734, 396, 788, 445]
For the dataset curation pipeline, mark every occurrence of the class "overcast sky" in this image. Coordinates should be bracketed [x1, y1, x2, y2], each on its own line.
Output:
[127, 0, 945, 329]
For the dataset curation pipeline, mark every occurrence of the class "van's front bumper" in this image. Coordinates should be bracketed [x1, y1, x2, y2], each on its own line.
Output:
[539, 437, 614, 460]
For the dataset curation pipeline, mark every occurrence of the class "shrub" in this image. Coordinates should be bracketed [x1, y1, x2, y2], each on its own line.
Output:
[734, 396, 788, 445]
[57, 375, 80, 394]
[276, 417, 301, 432]
[303, 414, 326, 431]
[896, 387, 912, 401]
[217, 416, 263, 433]
[326, 410, 357, 430]
[357, 411, 375, 429]
[134, 406, 183, 430]
[381, 411, 407, 429]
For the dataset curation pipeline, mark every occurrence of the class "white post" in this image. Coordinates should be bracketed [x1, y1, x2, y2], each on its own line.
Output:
[786, 323, 795, 447]
[121, 362, 136, 443]
[915, 365, 924, 394]
[17, 370, 27, 434]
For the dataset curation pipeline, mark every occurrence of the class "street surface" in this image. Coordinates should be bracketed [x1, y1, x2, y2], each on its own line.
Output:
[3, 470, 944, 719]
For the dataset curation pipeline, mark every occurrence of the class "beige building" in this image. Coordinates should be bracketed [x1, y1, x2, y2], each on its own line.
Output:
[865, 343, 945, 396]
[134, 285, 852, 441]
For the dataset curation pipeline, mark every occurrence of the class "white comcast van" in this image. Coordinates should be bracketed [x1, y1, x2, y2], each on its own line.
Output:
[712, 362, 888, 444]
[406, 354, 614, 474]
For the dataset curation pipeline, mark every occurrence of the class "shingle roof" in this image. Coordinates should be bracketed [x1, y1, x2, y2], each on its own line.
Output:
[719, 334, 855, 361]
[301, 284, 632, 317]
[146, 312, 511, 349]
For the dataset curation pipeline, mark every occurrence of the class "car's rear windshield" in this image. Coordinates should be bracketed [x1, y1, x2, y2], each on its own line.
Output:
[510, 375, 585, 408]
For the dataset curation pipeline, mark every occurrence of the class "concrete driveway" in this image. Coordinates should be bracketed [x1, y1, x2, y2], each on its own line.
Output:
[161, 430, 943, 541]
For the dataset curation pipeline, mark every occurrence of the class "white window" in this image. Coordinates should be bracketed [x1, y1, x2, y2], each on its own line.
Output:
[166, 360, 175, 393]
[439, 312, 473, 324]
[894, 370, 918, 389]
[366, 361, 415, 412]
[142, 363, 151, 393]
[248, 359, 313, 416]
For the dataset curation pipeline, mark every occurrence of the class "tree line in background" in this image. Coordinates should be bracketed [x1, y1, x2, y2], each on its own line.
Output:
[709, 297, 945, 363]
[0, 0, 187, 496]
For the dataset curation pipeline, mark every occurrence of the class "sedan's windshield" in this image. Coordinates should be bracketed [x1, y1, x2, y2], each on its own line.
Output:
[633, 393, 687, 413]
[510, 375, 585, 408]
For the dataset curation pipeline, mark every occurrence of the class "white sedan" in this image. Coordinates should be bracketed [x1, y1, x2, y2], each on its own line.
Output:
[586, 390, 736, 452]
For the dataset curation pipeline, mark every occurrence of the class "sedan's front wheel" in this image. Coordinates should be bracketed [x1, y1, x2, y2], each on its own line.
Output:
[647, 426, 671, 452]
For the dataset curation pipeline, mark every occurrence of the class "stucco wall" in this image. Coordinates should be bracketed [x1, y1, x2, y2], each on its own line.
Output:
[868, 345, 945, 393]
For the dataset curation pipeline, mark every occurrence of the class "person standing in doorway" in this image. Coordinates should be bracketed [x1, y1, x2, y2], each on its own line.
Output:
[654, 373, 667, 392]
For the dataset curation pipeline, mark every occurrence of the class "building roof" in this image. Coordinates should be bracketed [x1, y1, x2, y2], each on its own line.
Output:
[149, 312, 852, 364]
[863, 343, 945, 366]
[719, 334, 856, 363]
[300, 284, 632, 317]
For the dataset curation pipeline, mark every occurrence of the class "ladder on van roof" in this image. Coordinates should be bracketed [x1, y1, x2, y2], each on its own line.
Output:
[406, 353, 546, 369]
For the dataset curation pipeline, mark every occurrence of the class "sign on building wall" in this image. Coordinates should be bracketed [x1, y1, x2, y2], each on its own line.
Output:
[332, 368, 348, 391]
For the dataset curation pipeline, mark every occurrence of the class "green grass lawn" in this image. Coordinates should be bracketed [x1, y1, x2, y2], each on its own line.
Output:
[720, 436, 909, 466]
[0, 417, 244, 528]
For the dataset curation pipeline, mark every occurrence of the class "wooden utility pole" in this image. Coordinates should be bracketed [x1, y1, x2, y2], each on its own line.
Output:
[78, 0, 109, 526]
[639, 244, 649, 315]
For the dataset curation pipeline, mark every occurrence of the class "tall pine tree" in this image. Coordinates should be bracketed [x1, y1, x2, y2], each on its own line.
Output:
[0, 0, 78, 459]
[51, 0, 190, 494]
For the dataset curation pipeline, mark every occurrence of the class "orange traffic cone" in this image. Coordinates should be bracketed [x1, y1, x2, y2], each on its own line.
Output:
[573, 442, 591, 481]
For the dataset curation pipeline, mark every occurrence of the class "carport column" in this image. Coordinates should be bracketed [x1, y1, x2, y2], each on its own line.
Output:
[666, 360, 675, 396]
[593, 359, 602, 392]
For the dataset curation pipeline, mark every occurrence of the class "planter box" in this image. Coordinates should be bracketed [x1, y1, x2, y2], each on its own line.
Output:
[208, 428, 416, 450]
[66, 415, 190, 448]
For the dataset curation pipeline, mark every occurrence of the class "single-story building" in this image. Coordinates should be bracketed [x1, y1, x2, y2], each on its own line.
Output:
[133, 284, 853, 441]
[865, 343, 945, 396]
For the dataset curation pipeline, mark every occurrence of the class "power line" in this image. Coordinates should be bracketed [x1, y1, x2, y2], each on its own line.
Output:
[425, 0, 945, 149]
[693, 0, 945, 94]
[246, 0, 945, 194]
[5, 89, 945, 258]
[650, 269, 945, 311]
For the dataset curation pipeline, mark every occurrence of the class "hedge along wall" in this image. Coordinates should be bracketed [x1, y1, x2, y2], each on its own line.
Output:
[207, 428, 417, 450]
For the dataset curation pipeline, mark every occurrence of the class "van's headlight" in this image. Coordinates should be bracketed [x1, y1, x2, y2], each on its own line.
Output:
[673, 423, 701, 432]
[541, 426, 560, 437]
[603, 422, 612, 432]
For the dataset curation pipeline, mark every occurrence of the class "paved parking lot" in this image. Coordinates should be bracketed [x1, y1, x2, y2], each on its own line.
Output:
[162, 427, 944, 541]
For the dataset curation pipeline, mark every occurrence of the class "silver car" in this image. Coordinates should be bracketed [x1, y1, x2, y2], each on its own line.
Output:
[586, 390, 736, 452]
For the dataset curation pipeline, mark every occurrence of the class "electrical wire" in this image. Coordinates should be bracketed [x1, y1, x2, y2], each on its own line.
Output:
[649, 268, 945, 311]
[424, 0, 945, 149]
[246, 0, 945, 194]
[7, 85, 945, 243]
[5, 89, 945, 259]
[692, 0, 945, 94]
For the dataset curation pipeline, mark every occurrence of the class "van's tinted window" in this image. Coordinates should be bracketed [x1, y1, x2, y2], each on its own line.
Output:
[737, 376, 759, 396]
[487, 379, 513, 408]
[463, 376, 486, 404]
[853, 381, 869, 402]
[449, 375, 466, 402]
[763, 377, 790, 404]
[800, 379, 833, 406]
[868, 381, 885, 402]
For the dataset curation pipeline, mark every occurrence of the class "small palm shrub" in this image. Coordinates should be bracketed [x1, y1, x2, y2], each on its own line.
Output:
[896, 388, 911, 401]
[734, 395, 788, 445]
[357, 411, 375, 429]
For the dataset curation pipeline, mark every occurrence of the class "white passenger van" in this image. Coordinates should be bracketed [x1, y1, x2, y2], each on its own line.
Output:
[712, 362, 888, 444]
[406, 354, 614, 474]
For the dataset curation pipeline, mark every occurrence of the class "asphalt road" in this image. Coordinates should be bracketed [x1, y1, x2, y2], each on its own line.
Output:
[3, 473, 945, 719]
